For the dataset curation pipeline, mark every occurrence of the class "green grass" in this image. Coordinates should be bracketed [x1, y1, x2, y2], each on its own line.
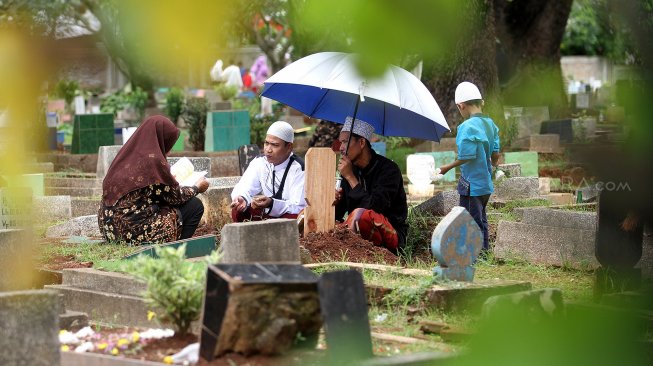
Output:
[39, 240, 137, 266]
[386, 146, 415, 174]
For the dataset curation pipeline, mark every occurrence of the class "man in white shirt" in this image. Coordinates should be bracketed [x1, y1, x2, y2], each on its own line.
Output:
[230, 121, 306, 221]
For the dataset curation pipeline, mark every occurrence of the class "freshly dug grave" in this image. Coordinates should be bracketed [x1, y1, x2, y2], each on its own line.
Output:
[300, 227, 399, 264]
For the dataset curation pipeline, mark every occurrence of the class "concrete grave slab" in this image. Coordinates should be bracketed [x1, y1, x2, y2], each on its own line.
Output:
[414, 190, 459, 217]
[498, 163, 521, 178]
[0, 290, 61, 366]
[431, 207, 483, 281]
[494, 220, 598, 269]
[219, 219, 300, 263]
[72, 197, 100, 217]
[0, 229, 35, 291]
[0, 187, 33, 229]
[482, 288, 564, 321]
[521, 207, 597, 231]
[504, 151, 539, 177]
[493, 177, 540, 201]
[424, 279, 532, 312]
[539, 177, 551, 195]
[206, 176, 240, 187]
[34, 195, 72, 222]
[96, 145, 123, 180]
[46, 215, 101, 238]
[544, 193, 575, 205]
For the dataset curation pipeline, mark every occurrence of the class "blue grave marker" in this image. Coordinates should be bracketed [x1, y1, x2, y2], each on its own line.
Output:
[431, 206, 483, 281]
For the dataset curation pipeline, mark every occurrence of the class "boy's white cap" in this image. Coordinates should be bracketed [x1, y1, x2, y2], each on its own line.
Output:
[455, 81, 483, 104]
[267, 121, 294, 142]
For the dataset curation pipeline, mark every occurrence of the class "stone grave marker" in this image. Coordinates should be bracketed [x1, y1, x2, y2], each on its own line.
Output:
[207, 176, 241, 187]
[431, 206, 483, 281]
[237, 144, 261, 175]
[34, 195, 72, 222]
[540, 119, 573, 143]
[199, 185, 236, 231]
[503, 151, 538, 177]
[0, 187, 32, 230]
[199, 263, 321, 360]
[0, 229, 35, 291]
[71, 113, 114, 154]
[505, 106, 550, 147]
[220, 219, 300, 263]
[0, 290, 61, 366]
[493, 177, 540, 201]
[4, 173, 44, 196]
[529, 134, 560, 153]
[318, 270, 373, 365]
[414, 190, 459, 217]
[46, 215, 101, 238]
[96, 145, 122, 180]
[497, 163, 521, 177]
[417, 151, 457, 182]
[205, 110, 250, 152]
[167, 157, 212, 177]
[304, 148, 336, 234]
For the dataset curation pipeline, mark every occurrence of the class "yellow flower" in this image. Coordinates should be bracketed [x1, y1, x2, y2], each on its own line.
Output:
[97, 342, 108, 350]
[111, 348, 119, 356]
[59, 330, 68, 335]
[163, 355, 174, 364]
[117, 338, 129, 347]
[147, 310, 157, 321]
[61, 345, 70, 352]
[131, 332, 140, 342]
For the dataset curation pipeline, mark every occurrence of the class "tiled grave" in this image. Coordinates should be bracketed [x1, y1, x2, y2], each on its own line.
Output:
[503, 151, 538, 177]
[71, 113, 114, 154]
[122, 234, 217, 260]
[205, 110, 250, 152]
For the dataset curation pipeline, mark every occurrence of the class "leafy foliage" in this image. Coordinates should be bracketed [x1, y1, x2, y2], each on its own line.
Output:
[214, 83, 239, 101]
[127, 245, 220, 336]
[401, 207, 441, 262]
[182, 97, 208, 151]
[54, 79, 79, 107]
[100, 85, 148, 122]
[164, 88, 184, 125]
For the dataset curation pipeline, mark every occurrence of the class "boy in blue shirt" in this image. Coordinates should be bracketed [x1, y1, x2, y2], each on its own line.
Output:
[439, 82, 500, 252]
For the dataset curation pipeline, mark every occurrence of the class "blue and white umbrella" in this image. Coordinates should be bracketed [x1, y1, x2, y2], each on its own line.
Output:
[261, 52, 450, 142]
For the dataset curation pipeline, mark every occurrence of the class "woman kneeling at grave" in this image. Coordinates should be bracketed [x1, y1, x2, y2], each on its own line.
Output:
[98, 116, 209, 245]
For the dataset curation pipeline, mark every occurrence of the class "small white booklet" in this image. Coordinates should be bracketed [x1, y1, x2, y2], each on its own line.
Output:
[170, 157, 207, 187]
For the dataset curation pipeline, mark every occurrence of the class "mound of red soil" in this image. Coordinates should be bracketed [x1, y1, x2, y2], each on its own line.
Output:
[300, 227, 398, 264]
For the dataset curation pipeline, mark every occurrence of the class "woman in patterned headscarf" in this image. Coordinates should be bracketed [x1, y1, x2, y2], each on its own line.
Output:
[98, 116, 209, 245]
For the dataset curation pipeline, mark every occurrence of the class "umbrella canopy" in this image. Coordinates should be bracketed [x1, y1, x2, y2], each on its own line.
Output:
[261, 52, 450, 141]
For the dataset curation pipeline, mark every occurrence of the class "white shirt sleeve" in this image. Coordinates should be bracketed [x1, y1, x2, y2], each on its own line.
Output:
[231, 157, 264, 205]
[268, 162, 306, 217]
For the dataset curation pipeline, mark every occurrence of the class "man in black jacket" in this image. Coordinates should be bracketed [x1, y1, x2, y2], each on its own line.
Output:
[334, 117, 408, 253]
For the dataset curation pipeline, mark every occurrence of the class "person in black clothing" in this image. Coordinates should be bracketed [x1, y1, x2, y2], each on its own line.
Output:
[334, 117, 408, 253]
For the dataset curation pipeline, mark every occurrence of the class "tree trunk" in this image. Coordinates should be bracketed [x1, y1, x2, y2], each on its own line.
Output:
[494, 0, 573, 118]
[423, 0, 501, 133]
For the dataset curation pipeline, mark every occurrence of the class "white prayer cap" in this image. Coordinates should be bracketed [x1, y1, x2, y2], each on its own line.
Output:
[267, 121, 294, 143]
[454, 81, 483, 104]
[341, 116, 374, 141]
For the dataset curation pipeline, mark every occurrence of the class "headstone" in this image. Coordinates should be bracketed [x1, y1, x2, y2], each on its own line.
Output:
[497, 163, 521, 178]
[505, 106, 550, 147]
[167, 157, 212, 177]
[0, 290, 61, 366]
[219, 219, 300, 263]
[74, 95, 85, 114]
[575, 92, 590, 109]
[46, 215, 101, 238]
[34, 196, 72, 222]
[205, 110, 250, 152]
[414, 190, 459, 216]
[482, 288, 564, 321]
[237, 144, 261, 175]
[503, 151, 539, 177]
[207, 176, 241, 187]
[123, 234, 217, 259]
[407, 154, 435, 187]
[529, 134, 560, 153]
[538, 177, 551, 195]
[199, 264, 321, 360]
[493, 177, 540, 201]
[0, 229, 35, 291]
[540, 119, 573, 143]
[544, 193, 575, 205]
[572, 117, 597, 141]
[575, 183, 601, 203]
[431, 206, 483, 281]
[4, 173, 44, 197]
[121, 127, 137, 144]
[71, 113, 114, 154]
[304, 148, 336, 234]
[0, 187, 32, 229]
[96, 145, 123, 180]
[417, 151, 457, 182]
[318, 270, 373, 365]
[370, 141, 386, 157]
[199, 186, 236, 231]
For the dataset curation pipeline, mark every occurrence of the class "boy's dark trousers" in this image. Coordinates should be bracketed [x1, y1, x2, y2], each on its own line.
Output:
[459, 194, 491, 251]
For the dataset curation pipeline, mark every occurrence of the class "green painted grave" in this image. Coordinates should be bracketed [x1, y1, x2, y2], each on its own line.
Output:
[172, 129, 188, 151]
[71, 114, 114, 154]
[122, 234, 217, 260]
[504, 151, 539, 177]
[205, 110, 250, 152]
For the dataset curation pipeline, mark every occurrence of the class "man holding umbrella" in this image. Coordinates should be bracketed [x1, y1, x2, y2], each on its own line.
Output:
[334, 117, 408, 253]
